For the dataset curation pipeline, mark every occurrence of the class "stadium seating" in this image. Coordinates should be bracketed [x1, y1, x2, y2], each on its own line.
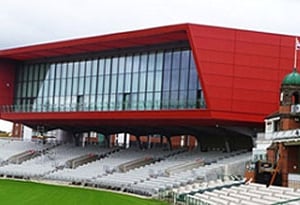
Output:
[0, 139, 51, 161]
[0, 139, 53, 166]
[0, 142, 252, 197]
[7, 150, 38, 164]
[4, 138, 292, 203]
[65, 153, 98, 169]
[93, 150, 251, 196]
[0, 141, 115, 179]
[185, 182, 300, 205]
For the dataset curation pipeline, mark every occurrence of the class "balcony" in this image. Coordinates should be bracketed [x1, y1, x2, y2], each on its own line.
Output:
[1, 99, 206, 113]
[257, 129, 300, 142]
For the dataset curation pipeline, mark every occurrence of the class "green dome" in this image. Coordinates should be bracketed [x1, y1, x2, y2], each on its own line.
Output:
[282, 68, 300, 85]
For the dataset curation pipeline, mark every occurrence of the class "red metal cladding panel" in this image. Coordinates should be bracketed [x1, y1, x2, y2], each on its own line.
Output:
[196, 50, 234, 64]
[234, 65, 279, 81]
[208, 99, 232, 111]
[235, 41, 280, 57]
[279, 58, 296, 69]
[191, 37, 235, 52]
[200, 62, 234, 77]
[187, 25, 235, 112]
[202, 75, 233, 111]
[204, 75, 233, 88]
[279, 45, 300, 69]
[232, 88, 278, 104]
[235, 30, 281, 45]
[188, 24, 300, 120]
[0, 25, 189, 61]
[231, 100, 277, 115]
[1, 23, 300, 126]
[208, 86, 233, 99]
[1, 110, 216, 128]
[234, 53, 279, 68]
[0, 61, 15, 106]
[232, 65, 280, 111]
[188, 24, 235, 40]
[279, 59, 296, 78]
[210, 110, 264, 123]
[280, 35, 297, 46]
[280, 46, 295, 59]
[231, 77, 280, 114]
[233, 77, 279, 92]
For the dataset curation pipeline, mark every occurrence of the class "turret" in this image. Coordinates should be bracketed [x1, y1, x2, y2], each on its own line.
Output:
[278, 68, 300, 130]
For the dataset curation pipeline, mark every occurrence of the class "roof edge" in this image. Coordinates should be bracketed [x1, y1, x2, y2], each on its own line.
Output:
[0, 23, 191, 54]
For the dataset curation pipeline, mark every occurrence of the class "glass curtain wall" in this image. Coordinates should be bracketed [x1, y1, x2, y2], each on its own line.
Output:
[14, 48, 206, 112]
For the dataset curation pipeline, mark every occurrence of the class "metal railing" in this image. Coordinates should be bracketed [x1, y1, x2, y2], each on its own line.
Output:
[1, 100, 206, 113]
[257, 129, 300, 141]
[185, 194, 300, 205]
[272, 198, 300, 205]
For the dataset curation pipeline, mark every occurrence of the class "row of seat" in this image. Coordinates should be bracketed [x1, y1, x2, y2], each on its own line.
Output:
[45, 149, 250, 196]
[0, 143, 117, 178]
[45, 147, 186, 182]
[186, 183, 300, 205]
[93, 151, 250, 196]
[0, 139, 252, 198]
[0, 139, 52, 162]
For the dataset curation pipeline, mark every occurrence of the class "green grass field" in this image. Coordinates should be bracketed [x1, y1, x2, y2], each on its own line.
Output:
[0, 179, 168, 205]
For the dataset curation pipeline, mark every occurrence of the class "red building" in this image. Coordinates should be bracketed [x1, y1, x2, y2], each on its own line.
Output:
[0, 23, 298, 150]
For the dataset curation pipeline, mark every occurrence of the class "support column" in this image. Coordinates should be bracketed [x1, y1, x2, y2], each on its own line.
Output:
[187, 135, 192, 150]
[166, 136, 172, 151]
[87, 132, 91, 145]
[197, 136, 206, 152]
[147, 135, 152, 149]
[194, 136, 199, 150]
[224, 136, 231, 153]
[160, 135, 163, 147]
[184, 135, 190, 148]
[123, 133, 127, 149]
[136, 135, 142, 149]
[105, 135, 111, 148]
[12, 123, 23, 138]
[73, 133, 80, 147]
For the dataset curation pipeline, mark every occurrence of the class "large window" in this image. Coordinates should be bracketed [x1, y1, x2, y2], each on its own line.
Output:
[14, 48, 206, 112]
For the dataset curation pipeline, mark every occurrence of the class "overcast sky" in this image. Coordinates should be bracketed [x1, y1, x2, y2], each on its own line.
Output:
[0, 0, 300, 131]
[1, 0, 300, 49]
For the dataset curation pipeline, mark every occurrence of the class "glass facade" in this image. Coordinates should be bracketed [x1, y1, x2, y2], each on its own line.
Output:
[13, 47, 206, 112]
